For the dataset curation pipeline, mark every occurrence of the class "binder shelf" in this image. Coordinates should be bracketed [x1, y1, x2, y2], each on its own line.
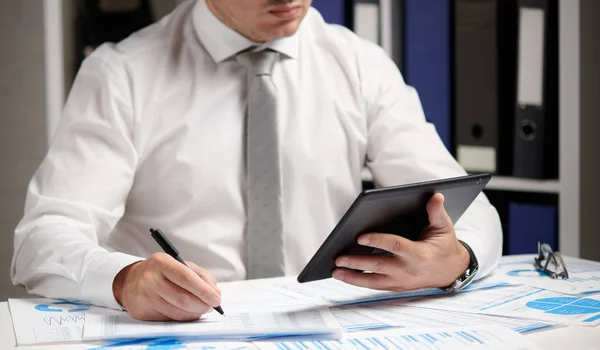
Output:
[360, 169, 560, 194]
[486, 176, 560, 194]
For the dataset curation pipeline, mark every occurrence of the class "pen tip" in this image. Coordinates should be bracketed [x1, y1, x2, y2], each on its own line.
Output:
[214, 305, 224, 315]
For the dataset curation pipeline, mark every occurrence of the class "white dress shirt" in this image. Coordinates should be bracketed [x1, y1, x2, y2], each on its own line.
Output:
[12, 0, 502, 310]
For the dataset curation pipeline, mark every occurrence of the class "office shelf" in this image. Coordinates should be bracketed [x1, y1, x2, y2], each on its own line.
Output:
[362, 169, 560, 194]
[486, 177, 561, 194]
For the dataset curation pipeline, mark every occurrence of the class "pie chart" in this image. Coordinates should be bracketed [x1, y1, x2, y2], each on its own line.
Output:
[506, 269, 546, 277]
[526, 297, 600, 322]
[34, 301, 91, 313]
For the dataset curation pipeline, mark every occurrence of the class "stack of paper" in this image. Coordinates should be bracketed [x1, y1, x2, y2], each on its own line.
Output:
[83, 307, 342, 342]
[8, 297, 342, 346]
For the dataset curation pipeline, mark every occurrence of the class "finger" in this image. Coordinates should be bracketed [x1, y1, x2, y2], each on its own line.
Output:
[186, 262, 221, 294]
[157, 275, 213, 315]
[335, 255, 400, 276]
[331, 268, 399, 291]
[153, 294, 204, 322]
[426, 193, 453, 231]
[158, 256, 222, 308]
[357, 233, 416, 256]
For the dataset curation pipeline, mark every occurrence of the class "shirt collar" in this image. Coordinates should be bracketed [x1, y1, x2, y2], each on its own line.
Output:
[192, 0, 299, 63]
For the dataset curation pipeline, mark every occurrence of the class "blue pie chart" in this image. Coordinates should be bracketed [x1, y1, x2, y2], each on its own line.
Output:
[34, 301, 91, 313]
[526, 297, 600, 322]
[506, 269, 546, 277]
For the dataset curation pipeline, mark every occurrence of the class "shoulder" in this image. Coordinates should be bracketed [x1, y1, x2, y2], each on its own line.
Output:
[299, 7, 401, 102]
[300, 7, 390, 66]
[84, 0, 196, 73]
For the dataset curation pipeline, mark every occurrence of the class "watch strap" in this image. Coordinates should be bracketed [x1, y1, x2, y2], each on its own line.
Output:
[442, 240, 479, 293]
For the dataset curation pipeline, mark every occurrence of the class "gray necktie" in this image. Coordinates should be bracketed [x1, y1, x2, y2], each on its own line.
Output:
[236, 49, 285, 279]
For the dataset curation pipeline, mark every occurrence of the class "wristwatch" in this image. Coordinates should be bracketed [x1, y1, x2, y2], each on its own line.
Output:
[442, 240, 479, 293]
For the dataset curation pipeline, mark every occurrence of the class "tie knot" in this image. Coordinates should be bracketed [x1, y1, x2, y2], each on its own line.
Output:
[236, 49, 280, 76]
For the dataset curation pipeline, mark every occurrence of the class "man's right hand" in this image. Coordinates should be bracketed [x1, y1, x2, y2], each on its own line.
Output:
[112, 253, 222, 321]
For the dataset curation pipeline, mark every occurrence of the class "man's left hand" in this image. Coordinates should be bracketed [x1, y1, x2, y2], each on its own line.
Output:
[333, 193, 471, 291]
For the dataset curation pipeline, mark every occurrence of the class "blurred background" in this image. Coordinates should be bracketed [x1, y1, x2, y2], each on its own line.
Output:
[0, 0, 598, 301]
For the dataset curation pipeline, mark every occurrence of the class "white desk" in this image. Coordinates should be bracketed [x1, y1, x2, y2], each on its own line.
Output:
[1, 301, 599, 350]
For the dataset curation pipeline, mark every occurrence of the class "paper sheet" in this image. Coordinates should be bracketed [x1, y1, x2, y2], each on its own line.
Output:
[402, 284, 600, 327]
[218, 277, 322, 312]
[7, 298, 118, 345]
[83, 306, 343, 341]
[269, 275, 508, 306]
[335, 303, 551, 333]
[253, 325, 543, 350]
[495, 254, 600, 295]
[330, 307, 391, 331]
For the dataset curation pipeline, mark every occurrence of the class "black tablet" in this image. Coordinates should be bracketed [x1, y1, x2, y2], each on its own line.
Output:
[297, 173, 491, 283]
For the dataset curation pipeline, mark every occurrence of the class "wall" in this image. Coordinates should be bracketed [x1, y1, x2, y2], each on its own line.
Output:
[0, 0, 48, 300]
[580, 0, 600, 261]
[0, 0, 182, 302]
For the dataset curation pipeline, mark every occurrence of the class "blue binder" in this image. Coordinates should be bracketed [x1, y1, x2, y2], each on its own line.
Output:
[403, 0, 452, 149]
[508, 202, 558, 254]
[311, 0, 349, 26]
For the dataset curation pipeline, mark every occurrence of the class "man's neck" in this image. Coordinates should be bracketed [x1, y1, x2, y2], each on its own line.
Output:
[204, 0, 266, 43]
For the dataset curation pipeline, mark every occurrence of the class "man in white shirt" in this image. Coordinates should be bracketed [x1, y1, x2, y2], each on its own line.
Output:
[12, 0, 502, 321]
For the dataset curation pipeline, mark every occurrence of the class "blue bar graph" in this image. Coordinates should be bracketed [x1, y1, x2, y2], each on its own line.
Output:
[268, 327, 519, 349]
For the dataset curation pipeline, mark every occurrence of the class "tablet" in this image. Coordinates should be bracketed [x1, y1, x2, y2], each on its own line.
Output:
[297, 173, 491, 283]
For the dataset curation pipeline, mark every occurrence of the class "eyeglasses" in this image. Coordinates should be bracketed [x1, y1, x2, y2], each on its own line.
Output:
[534, 242, 569, 279]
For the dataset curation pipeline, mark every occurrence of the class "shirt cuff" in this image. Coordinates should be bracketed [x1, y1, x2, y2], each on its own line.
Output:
[456, 228, 493, 281]
[81, 252, 144, 310]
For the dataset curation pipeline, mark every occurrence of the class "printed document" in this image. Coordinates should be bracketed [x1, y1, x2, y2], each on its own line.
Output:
[83, 306, 342, 341]
[402, 284, 600, 327]
[217, 277, 321, 312]
[7, 298, 116, 345]
[495, 254, 600, 295]
[332, 303, 551, 333]
[330, 306, 391, 331]
[254, 325, 543, 350]
[269, 275, 508, 306]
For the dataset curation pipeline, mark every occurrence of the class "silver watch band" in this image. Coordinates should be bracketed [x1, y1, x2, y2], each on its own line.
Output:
[443, 241, 479, 293]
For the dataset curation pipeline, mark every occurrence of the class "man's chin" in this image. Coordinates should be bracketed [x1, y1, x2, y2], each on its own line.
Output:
[263, 21, 302, 40]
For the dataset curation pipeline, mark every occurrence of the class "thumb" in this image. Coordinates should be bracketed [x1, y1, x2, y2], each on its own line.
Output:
[426, 193, 452, 231]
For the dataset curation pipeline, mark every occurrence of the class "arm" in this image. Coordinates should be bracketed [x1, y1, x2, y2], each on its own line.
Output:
[333, 41, 502, 290]
[11, 50, 142, 309]
[11, 48, 221, 318]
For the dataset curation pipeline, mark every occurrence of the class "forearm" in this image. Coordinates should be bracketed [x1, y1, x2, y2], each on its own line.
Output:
[12, 220, 143, 309]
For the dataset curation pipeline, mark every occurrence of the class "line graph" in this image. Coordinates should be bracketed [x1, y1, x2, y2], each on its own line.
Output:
[42, 315, 85, 326]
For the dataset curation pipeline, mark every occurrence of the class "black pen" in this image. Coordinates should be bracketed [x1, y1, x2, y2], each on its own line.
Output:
[149, 228, 225, 316]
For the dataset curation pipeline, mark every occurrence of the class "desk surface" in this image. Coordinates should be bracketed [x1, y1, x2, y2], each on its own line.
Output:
[1, 302, 599, 350]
